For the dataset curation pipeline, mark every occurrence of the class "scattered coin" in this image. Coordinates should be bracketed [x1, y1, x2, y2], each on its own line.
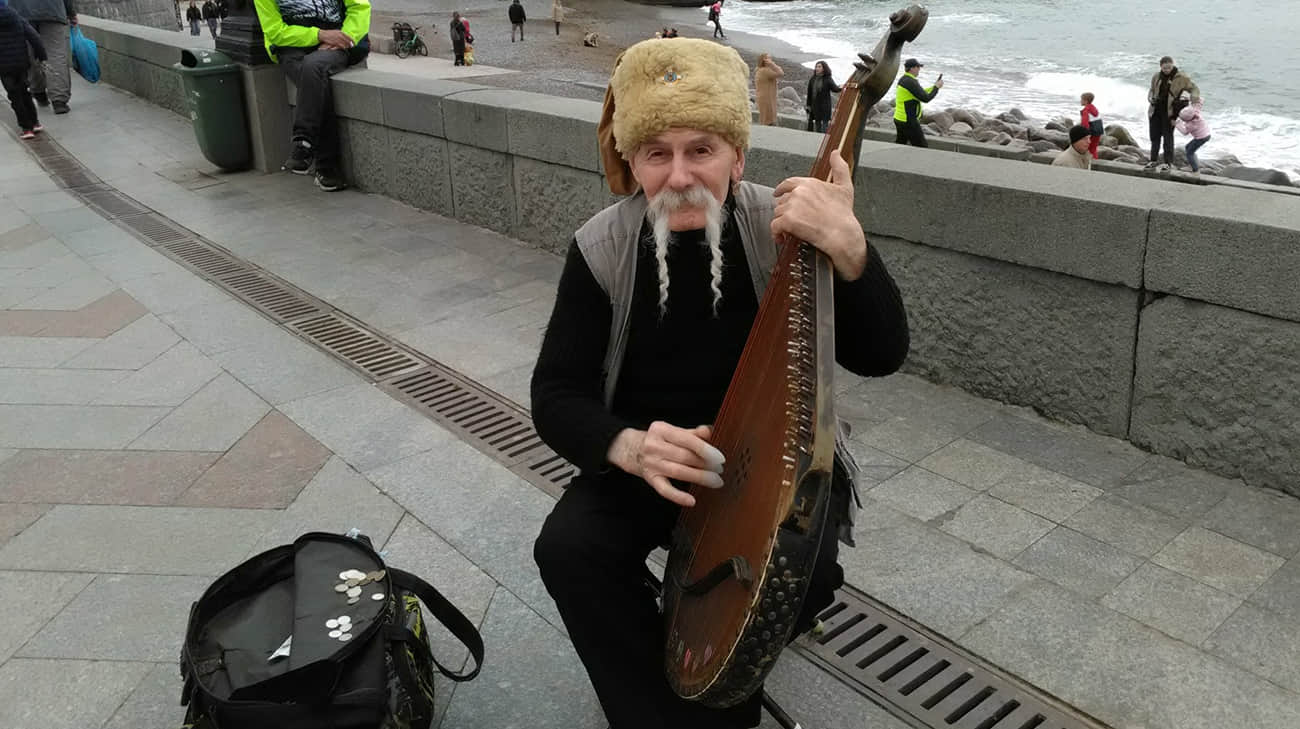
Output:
[347, 587, 362, 598]
[339, 633, 353, 642]
[333, 584, 348, 593]
[371, 593, 385, 601]
[338, 615, 351, 623]
[326, 619, 339, 629]
[358, 577, 372, 587]
[372, 570, 386, 581]
[329, 629, 342, 638]
[338, 571, 351, 580]
[348, 597, 359, 604]
[346, 578, 361, 588]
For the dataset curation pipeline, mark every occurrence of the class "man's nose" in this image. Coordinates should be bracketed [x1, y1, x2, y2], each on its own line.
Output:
[665, 156, 695, 190]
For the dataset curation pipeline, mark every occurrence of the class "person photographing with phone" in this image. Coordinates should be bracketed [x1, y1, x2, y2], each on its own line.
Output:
[894, 58, 942, 147]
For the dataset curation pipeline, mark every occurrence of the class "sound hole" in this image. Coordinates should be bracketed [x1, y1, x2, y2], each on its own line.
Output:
[728, 445, 754, 495]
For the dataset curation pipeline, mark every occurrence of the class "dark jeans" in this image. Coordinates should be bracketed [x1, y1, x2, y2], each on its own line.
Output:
[278, 46, 348, 169]
[512, 22, 524, 40]
[453, 41, 465, 65]
[206, 17, 218, 38]
[189, 19, 200, 35]
[1148, 113, 1174, 165]
[2, 71, 38, 131]
[894, 118, 928, 147]
[534, 471, 845, 729]
[712, 19, 724, 38]
[1185, 135, 1210, 171]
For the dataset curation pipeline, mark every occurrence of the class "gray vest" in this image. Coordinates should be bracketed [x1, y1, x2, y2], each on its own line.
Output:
[572, 181, 861, 543]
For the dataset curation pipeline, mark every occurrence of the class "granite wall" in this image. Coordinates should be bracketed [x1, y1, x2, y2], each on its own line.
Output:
[75, 17, 1300, 497]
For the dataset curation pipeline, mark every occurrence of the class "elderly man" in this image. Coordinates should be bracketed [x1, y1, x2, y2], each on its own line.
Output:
[1052, 125, 1093, 170]
[531, 38, 909, 728]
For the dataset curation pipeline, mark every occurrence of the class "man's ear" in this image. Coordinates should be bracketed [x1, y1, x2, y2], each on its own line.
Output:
[731, 147, 746, 185]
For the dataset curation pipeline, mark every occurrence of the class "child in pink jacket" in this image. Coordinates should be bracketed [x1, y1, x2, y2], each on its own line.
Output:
[1175, 100, 1212, 173]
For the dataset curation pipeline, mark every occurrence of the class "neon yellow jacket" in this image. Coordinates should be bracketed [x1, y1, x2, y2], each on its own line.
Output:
[253, 0, 371, 62]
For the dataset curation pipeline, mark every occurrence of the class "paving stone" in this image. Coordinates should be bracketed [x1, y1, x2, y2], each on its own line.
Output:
[0, 237, 69, 269]
[917, 438, 1034, 490]
[8, 190, 83, 215]
[0, 403, 169, 449]
[0, 658, 153, 729]
[381, 514, 500, 669]
[159, 297, 293, 355]
[116, 268, 232, 315]
[1204, 603, 1300, 694]
[1248, 558, 1300, 623]
[962, 580, 1300, 729]
[250, 457, 405, 553]
[0, 248, 93, 289]
[1152, 526, 1285, 598]
[1012, 526, 1143, 599]
[129, 373, 271, 451]
[58, 222, 146, 259]
[0, 222, 49, 250]
[477, 363, 533, 408]
[1063, 494, 1186, 557]
[868, 466, 979, 522]
[0, 288, 146, 338]
[840, 497, 1036, 638]
[0, 285, 47, 308]
[988, 463, 1102, 522]
[440, 588, 604, 729]
[367, 442, 554, 567]
[1200, 486, 1300, 558]
[0, 504, 277, 575]
[0, 367, 129, 404]
[1111, 457, 1237, 522]
[853, 414, 967, 463]
[91, 340, 223, 406]
[59, 314, 181, 370]
[937, 494, 1056, 559]
[762, 649, 913, 729]
[15, 272, 119, 311]
[0, 449, 218, 505]
[396, 315, 544, 381]
[968, 413, 1148, 488]
[1101, 562, 1242, 644]
[84, 243, 188, 282]
[839, 439, 909, 487]
[19, 574, 212, 661]
[480, 542, 565, 634]
[178, 411, 331, 509]
[102, 662, 183, 729]
[280, 383, 452, 473]
[212, 328, 363, 405]
[0, 570, 94, 662]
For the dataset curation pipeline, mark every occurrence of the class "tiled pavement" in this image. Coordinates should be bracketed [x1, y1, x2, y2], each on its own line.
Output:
[0, 77, 1298, 728]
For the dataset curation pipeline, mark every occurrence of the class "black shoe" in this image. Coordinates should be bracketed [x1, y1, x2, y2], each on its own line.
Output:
[315, 169, 346, 192]
[52, 101, 69, 115]
[34, 92, 49, 107]
[283, 140, 313, 174]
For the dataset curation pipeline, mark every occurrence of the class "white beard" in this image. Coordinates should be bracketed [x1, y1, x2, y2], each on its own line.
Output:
[643, 186, 726, 319]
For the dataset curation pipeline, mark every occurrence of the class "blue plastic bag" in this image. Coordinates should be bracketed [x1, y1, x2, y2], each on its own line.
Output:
[69, 26, 100, 83]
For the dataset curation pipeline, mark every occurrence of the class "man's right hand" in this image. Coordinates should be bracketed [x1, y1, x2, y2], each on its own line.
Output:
[934, 78, 945, 90]
[318, 29, 354, 49]
[607, 422, 726, 507]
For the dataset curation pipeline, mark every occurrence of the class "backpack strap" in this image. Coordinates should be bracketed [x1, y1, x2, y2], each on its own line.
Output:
[389, 567, 484, 682]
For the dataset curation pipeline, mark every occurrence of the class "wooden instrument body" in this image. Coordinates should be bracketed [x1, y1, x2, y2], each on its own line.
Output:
[660, 4, 929, 708]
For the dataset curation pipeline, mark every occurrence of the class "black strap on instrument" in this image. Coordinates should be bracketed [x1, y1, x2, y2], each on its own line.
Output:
[388, 567, 484, 681]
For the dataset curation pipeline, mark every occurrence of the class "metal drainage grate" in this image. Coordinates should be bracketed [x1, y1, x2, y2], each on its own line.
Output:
[219, 270, 324, 322]
[381, 366, 575, 498]
[292, 313, 424, 379]
[53, 168, 101, 189]
[117, 213, 193, 246]
[796, 587, 1110, 729]
[162, 239, 250, 279]
[79, 188, 150, 219]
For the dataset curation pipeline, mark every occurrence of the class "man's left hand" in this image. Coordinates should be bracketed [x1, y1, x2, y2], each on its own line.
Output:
[771, 152, 868, 280]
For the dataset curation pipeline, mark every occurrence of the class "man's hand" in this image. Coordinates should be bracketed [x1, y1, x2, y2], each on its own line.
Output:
[934, 78, 944, 89]
[68, 13, 78, 25]
[771, 152, 868, 280]
[607, 422, 726, 507]
[318, 29, 354, 49]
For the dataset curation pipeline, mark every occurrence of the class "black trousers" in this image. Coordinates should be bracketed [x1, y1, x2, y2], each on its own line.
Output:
[1, 71, 38, 131]
[278, 46, 348, 169]
[453, 42, 465, 65]
[894, 119, 928, 147]
[1148, 112, 1174, 165]
[534, 471, 845, 729]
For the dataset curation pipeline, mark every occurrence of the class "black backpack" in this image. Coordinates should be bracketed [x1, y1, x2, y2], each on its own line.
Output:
[180, 531, 483, 729]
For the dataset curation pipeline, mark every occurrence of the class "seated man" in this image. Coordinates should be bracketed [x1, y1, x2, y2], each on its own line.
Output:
[531, 38, 909, 728]
[253, 0, 370, 191]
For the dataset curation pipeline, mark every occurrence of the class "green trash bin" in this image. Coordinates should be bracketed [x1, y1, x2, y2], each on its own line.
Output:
[174, 49, 251, 171]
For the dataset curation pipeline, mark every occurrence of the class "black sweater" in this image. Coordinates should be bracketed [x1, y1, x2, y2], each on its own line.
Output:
[531, 217, 909, 473]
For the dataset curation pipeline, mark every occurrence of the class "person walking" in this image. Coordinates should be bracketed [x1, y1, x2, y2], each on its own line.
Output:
[1079, 91, 1102, 159]
[1174, 99, 1212, 173]
[8, 0, 76, 115]
[805, 59, 840, 133]
[450, 11, 467, 65]
[185, 0, 201, 35]
[708, 0, 724, 39]
[753, 52, 782, 126]
[0, 0, 46, 139]
[508, 0, 525, 42]
[201, 0, 218, 38]
[1051, 126, 1093, 170]
[550, 0, 562, 36]
[893, 58, 941, 147]
[1144, 55, 1199, 171]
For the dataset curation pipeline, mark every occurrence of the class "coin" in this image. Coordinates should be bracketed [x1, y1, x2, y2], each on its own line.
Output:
[333, 584, 348, 593]
[326, 619, 339, 629]
[346, 578, 361, 588]
[328, 629, 342, 638]
[338, 615, 351, 623]
[347, 587, 361, 597]
[358, 577, 372, 587]
[371, 593, 385, 601]
[339, 633, 353, 641]
[348, 597, 359, 604]
[372, 569, 386, 581]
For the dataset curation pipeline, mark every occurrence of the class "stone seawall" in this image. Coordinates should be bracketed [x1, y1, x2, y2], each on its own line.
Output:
[77, 16, 1300, 497]
[79, 0, 177, 31]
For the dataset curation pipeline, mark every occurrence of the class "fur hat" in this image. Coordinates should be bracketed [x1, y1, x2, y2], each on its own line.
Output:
[598, 38, 750, 195]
